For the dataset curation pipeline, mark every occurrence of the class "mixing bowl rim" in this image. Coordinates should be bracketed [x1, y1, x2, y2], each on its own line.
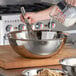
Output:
[8, 30, 67, 41]
[59, 57, 76, 67]
[8, 38, 66, 41]
[22, 68, 68, 76]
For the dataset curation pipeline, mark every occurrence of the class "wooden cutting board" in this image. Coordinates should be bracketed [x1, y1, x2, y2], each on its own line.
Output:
[0, 45, 76, 69]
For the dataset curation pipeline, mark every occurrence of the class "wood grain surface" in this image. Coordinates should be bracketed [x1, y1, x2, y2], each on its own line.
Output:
[0, 45, 76, 69]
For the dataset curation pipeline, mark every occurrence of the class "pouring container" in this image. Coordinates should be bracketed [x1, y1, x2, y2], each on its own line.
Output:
[60, 57, 76, 76]
[50, 0, 76, 27]
[8, 30, 66, 58]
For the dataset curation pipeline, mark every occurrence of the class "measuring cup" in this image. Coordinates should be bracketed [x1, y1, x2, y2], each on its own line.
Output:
[50, 1, 76, 27]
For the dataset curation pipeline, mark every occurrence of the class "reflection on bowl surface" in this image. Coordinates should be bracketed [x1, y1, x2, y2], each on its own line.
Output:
[8, 30, 66, 58]
[60, 57, 76, 76]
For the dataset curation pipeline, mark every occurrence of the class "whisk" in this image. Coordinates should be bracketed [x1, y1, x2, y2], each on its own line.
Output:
[21, 7, 38, 40]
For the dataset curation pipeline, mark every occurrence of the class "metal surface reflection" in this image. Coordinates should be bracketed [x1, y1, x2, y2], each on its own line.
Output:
[8, 30, 66, 58]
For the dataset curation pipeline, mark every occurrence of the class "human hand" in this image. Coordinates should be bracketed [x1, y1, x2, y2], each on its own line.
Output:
[65, 0, 76, 6]
[20, 5, 61, 24]
[20, 12, 39, 24]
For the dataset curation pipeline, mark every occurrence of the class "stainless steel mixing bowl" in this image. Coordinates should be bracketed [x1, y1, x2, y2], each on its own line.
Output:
[60, 57, 76, 76]
[8, 30, 66, 58]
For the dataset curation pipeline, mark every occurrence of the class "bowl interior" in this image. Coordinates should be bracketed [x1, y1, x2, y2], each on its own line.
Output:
[8, 30, 66, 41]
[8, 30, 66, 58]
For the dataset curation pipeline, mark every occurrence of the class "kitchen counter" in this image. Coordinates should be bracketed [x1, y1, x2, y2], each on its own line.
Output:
[0, 45, 76, 76]
[0, 65, 62, 76]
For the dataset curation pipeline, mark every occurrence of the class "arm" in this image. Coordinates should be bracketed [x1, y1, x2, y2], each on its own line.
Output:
[20, 0, 76, 24]
[20, 5, 61, 24]
[35, 5, 61, 20]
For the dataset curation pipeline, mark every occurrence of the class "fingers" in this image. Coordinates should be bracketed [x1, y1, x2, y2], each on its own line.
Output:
[50, 5, 61, 16]
[54, 12, 65, 24]
[65, 0, 70, 4]
[27, 18, 34, 24]
[24, 13, 30, 19]
[71, 0, 74, 5]
[65, 0, 76, 6]
[68, 0, 74, 6]
[20, 13, 33, 24]
[73, 0, 76, 6]
[55, 6, 61, 15]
